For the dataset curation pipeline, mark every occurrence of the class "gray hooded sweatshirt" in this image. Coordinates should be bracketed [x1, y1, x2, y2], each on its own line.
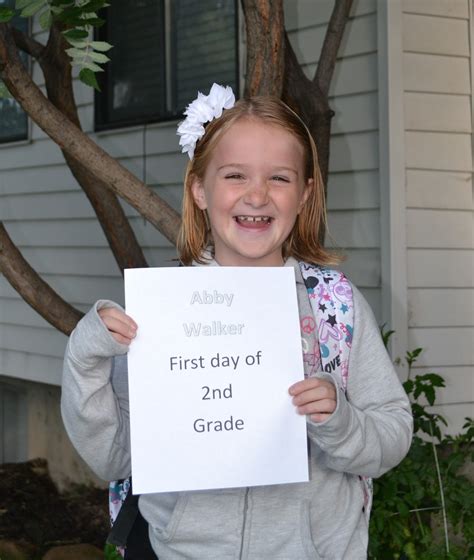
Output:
[61, 259, 412, 559]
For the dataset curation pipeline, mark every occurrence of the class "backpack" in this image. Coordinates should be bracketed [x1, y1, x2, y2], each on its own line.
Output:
[107, 263, 367, 557]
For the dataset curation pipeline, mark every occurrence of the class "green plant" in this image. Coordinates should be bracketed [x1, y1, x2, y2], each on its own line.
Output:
[104, 542, 123, 560]
[368, 330, 474, 559]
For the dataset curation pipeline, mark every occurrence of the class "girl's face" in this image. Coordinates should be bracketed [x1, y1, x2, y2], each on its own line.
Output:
[191, 118, 311, 266]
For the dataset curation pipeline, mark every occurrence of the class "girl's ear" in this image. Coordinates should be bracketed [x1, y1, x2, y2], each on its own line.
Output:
[298, 178, 312, 213]
[191, 177, 207, 210]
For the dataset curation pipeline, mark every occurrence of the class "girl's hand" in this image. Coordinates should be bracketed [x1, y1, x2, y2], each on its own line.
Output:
[289, 378, 337, 423]
[98, 307, 138, 345]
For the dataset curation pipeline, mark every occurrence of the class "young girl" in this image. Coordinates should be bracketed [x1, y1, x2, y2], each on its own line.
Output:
[61, 84, 412, 559]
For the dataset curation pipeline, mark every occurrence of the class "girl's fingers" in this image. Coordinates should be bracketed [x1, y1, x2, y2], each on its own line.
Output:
[291, 384, 336, 407]
[295, 398, 336, 416]
[289, 377, 321, 396]
[310, 413, 332, 423]
[111, 332, 135, 346]
[98, 308, 138, 341]
[99, 307, 137, 329]
[102, 315, 137, 339]
[290, 378, 337, 420]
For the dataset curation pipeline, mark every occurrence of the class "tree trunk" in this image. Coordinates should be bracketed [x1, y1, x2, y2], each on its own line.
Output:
[40, 25, 148, 272]
[241, 0, 285, 97]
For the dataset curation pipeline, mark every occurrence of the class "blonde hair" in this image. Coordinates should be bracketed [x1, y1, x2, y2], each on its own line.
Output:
[177, 96, 341, 266]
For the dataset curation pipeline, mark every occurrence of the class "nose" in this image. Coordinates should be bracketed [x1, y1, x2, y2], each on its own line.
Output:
[243, 177, 269, 207]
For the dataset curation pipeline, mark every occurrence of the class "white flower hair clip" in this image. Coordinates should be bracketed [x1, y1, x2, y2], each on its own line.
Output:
[177, 83, 236, 159]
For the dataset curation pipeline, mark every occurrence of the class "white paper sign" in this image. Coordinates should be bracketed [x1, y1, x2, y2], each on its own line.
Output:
[125, 266, 308, 494]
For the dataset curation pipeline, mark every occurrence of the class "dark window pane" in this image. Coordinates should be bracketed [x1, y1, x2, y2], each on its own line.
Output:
[0, 0, 28, 143]
[96, 0, 238, 130]
[172, 0, 237, 113]
[96, 0, 166, 128]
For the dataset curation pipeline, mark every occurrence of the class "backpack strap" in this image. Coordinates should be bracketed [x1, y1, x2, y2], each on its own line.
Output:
[298, 263, 353, 391]
[299, 262, 373, 519]
[108, 478, 136, 548]
[108, 477, 157, 559]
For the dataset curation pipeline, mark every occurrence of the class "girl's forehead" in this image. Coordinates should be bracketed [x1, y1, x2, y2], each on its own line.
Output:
[213, 118, 305, 159]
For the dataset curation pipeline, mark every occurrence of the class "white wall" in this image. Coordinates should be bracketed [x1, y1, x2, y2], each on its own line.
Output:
[401, 0, 474, 433]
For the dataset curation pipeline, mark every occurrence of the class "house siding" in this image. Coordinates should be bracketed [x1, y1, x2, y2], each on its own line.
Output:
[401, 0, 474, 434]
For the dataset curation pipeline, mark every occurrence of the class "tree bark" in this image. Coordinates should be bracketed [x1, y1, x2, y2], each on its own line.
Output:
[0, 23, 181, 247]
[241, 0, 285, 97]
[11, 26, 44, 59]
[40, 24, 148, 272]
[315, 0, 354, 97]
[0, 223, 83, 335]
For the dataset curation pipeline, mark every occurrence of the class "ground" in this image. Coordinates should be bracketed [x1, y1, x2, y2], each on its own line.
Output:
[0, 458, 109, 557]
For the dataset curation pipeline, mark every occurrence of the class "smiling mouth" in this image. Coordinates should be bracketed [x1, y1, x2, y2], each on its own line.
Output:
[234, 215, 273, 224]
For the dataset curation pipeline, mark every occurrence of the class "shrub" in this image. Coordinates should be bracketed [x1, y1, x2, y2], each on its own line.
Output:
[368, 333, 474, 559]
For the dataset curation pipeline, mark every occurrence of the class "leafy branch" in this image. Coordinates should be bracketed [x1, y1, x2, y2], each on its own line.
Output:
[1, 0, 112, 90]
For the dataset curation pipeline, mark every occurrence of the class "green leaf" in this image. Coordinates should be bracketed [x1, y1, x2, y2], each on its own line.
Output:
[380, 324, 395, 349]
[65, 38, 89, 48]
[82, 16, 104, 26]
[63, 28, 89, 40]
[79, 67, 100, 90]
[20, 0, 46, 18]
[66, 47, 87, 59]
[89, 51, 109, 63]
[0, 7, 15, 22]
[90, 40, 113, 52]
[425, 386, 435, 406]
[403, 379, 414, 395]
[39, 7, 52, 29]
[80, 0, 107, 11]
[423, 373, 445, 387]
[81, 60, 103, 72]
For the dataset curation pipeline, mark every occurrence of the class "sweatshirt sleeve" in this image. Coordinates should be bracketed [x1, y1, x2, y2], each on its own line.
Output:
[307, 286, 413, 478]
[61, 300, 132, 482]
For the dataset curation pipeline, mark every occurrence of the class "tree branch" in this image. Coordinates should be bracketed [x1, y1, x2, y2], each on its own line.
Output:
[11, 26, 45, 60]
[283, 33, 331, 191]
[40, 24, 148, 272]
[241, 0, 285, 97]
[0, 223, 83, 335]
[0, 23, 181, 246]
[314, 0, 353, 96]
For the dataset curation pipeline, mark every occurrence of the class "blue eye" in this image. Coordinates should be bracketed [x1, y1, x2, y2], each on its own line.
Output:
[272, 176, 290, 183]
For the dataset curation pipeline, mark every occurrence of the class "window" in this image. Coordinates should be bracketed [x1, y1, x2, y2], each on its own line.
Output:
[0, 0, 29, 143]
[95, 0, 239, 130]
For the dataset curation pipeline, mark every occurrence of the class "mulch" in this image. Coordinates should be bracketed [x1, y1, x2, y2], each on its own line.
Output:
[0, 458, 109, 556]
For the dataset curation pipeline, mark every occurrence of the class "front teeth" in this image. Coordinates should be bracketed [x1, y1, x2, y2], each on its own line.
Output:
[236, 216, 271, 223]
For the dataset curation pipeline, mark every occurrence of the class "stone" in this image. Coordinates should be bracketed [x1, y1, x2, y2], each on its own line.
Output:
[42, 543, 105, 560]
